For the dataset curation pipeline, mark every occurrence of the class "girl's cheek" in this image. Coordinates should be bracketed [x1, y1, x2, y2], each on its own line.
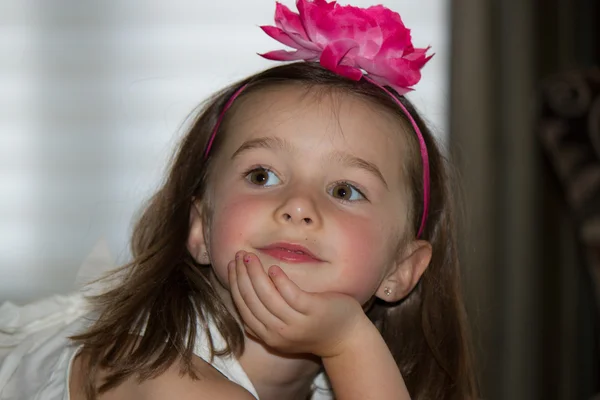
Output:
[338, 214, 382, 258]
[333, 217, 392, 300]
[210, 196, 264, 253]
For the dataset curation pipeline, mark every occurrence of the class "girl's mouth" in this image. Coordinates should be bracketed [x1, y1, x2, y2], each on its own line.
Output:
[257, 242, 323, 263]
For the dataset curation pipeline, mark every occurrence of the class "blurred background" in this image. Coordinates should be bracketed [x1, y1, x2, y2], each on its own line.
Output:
[1, 0, 599, 399]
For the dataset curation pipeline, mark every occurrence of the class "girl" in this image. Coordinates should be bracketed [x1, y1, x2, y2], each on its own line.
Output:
[0, 1, 478, 399]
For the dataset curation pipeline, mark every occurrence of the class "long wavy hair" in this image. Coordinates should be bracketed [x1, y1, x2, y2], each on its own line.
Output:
[72, 62, 478, 399]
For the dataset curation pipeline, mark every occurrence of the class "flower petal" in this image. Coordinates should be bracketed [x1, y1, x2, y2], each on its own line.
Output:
[260, 25, 302, 50]
[379, 57, 422, 88]
[297, 0, 336, 41]
[368, 5, 407, 37]
[376, 28, 413, 60]
[369, 40, 432, 90]
[320, 39, 363, 80]
[320, 39, 359, 70]
[315, 5, 376, 43]
[260, 25, 321, 52]
[367, 74, 412, 95]
[275, 2, 309, 41]
[259, 48, 319, 62]
[404, 47, 434, 66]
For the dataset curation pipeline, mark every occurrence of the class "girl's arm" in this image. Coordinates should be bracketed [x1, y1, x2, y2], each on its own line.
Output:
[228, 252, 411, 400]
[321, 314, 410, 399]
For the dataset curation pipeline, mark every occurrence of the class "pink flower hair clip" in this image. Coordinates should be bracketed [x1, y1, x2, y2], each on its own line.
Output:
[259, 0, 433, 95]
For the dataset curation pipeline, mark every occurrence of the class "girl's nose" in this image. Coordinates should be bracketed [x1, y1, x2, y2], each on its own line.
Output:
[274, 194, 322, 228]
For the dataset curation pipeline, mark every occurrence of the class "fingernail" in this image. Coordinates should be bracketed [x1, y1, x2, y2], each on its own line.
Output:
[243, 255, 251, 263]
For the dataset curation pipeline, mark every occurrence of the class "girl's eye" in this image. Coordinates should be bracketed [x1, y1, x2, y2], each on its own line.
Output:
[245, 167, 281, 187]
[329, 183, 365, 201]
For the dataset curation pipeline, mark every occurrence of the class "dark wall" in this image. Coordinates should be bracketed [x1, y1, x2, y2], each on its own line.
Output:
[535, 0, 599, 398]
[451, 0, 599, 398]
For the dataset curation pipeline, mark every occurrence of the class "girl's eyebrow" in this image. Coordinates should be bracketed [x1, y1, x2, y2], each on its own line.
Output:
[231, 136, 293, 160]
[329, 151, 389, 190]
[231, 136, 388, 190]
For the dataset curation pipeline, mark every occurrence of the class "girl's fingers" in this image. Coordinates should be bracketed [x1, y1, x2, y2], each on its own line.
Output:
[267, 265, 313, 314]
[235, 252, 284, 328]
[243, 253, 302, 324]
[228, 259, 267, 337]
[244, 325, 259, 339]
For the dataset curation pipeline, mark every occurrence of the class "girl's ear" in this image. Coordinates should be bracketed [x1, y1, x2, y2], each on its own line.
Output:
[376, 240, 432, 302]
[187, 198, 211, 265]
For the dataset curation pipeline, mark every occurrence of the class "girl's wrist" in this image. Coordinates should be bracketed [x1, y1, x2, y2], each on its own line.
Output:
[320, 313, 378, 360]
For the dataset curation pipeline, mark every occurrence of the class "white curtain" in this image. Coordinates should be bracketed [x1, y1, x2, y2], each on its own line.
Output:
[0, 0, 449, 303]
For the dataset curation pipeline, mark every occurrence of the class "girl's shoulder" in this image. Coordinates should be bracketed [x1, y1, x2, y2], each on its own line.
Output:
[71, 352, 257, 400]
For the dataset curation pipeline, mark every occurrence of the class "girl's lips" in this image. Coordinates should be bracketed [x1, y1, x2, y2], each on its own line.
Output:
[257, 242, 323, 263]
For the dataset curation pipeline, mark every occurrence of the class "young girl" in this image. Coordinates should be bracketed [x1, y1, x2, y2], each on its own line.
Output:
[0, 1, 478, 399]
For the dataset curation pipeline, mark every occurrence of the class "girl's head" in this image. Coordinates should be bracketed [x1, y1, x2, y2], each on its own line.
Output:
[189, 65, 431, 306]
[76, 62, 477, 399]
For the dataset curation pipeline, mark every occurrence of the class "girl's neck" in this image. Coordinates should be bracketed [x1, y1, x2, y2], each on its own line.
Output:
[209, 272, 322, 400]
[239, 337, 321, 400]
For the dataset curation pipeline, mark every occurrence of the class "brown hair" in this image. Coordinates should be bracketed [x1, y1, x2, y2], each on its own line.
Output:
[72, 62, 478, 399]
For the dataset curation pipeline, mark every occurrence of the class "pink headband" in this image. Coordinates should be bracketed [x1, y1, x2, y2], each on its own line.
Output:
[204, 0, 431, 238]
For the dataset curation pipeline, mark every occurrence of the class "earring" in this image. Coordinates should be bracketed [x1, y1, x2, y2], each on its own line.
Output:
[200, 251, 210, 264]
[383, 287, 392, 296]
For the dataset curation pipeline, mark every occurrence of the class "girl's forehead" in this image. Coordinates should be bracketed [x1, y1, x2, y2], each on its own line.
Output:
[223, 85, 410, 166]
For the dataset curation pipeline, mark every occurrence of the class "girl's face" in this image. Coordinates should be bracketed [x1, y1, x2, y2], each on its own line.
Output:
[202, 85, 413, 304]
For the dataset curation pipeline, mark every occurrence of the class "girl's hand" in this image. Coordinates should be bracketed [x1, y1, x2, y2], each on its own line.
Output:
[227, 251, 368, 358]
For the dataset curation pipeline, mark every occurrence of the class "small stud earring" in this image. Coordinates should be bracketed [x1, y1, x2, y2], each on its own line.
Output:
[384, 287, 392, 296]
[201, 251, 210, 263]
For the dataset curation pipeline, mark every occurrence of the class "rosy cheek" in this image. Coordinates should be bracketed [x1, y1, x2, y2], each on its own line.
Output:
[334, 216, 388, 300]
[210, 195, 265, 260]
